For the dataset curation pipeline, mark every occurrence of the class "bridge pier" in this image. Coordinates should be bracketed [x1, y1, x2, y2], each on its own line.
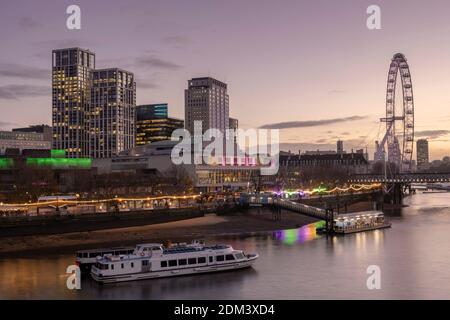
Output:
[325, 208, 334, 233]
[384, 183, 404, 206]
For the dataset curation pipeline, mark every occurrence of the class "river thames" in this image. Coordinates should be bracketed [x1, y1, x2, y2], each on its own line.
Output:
[1, 191, 449, 299]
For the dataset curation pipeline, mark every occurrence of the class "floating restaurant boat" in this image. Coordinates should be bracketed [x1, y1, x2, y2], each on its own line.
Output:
[90, 241, 259, 284]
[317, 211, 391, 234]
[76, 247, 135, 272]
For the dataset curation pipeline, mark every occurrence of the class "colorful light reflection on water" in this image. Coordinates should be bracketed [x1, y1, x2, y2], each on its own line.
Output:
[274, 221, 325, 245]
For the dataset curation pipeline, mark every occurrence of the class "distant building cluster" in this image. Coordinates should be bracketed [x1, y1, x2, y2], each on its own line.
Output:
[0, 47, 248, 193]
[1, 46, 446, 194]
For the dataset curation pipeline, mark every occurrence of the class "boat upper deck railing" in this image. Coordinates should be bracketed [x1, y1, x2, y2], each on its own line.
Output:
[162, 244, 230, 255]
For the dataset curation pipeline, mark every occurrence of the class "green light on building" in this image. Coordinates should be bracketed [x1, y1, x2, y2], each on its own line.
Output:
[51, 149, 66, 158]
[0, 158, 14, 169]
[26, 158, 92, 169]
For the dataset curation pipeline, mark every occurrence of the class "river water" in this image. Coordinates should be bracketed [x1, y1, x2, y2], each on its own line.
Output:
[1, 191, 449, 299]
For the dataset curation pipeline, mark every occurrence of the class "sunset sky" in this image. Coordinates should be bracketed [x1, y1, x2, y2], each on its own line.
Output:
[1, 0, 450, 160]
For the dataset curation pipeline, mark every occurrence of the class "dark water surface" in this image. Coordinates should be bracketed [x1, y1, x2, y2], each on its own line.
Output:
[1, 192, 450, 299]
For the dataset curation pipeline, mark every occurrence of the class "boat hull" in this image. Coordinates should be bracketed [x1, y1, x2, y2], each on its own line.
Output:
[91, 256, 258, 284]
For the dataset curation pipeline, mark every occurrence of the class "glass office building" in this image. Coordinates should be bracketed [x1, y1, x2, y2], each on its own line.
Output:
[136, 104, 183, 145]
[136, 104, 168, 120]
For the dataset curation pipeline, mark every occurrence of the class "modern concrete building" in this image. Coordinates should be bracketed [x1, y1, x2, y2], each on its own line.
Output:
[416, 139, 429, 171]
[12, 125, 52, 142]
[52, 48, 95, 158]
[90, 68, 136, 158]
[92, 140, 263, 192]
[136, 104, 183, 145]
[185, 77, 229, 135]
[0, 130, 51, 155]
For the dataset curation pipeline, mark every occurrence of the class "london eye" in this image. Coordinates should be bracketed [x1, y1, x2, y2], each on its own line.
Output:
[375, 53, 415, 172]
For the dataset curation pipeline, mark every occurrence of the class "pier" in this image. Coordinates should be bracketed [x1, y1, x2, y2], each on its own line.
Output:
[240, 193, 391, 234]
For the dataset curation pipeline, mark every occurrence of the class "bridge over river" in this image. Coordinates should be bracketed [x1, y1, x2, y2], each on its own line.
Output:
[348, 172, 450, 205]
[348, 173, 450, 184]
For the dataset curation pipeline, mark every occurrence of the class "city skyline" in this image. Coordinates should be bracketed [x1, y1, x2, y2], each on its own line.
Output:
[2, 1, 450, 160]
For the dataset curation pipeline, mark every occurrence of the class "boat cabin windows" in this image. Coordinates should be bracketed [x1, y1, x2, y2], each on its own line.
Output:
[131, 263, 134, 268]
[225, 254, 235, 261]
[121, 263, 124, 269]
[111, 264, 114, 270]
[188, 258, 196, 265]
[77, 248, 134, 259]
[168, 260, 177, 267]
[161, 261, 168, 268]
[179, 259, 187, 266]
[95, 263, 109, 270]
[142, 260, 149, 266]
[198, 257, 206, 264]
[209, 256, 213, 263]
[234, 253, 244, 260]
[216, 255, 225, 262]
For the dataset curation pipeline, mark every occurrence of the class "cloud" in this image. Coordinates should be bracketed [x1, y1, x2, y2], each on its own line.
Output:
[136, 78, 159, 89]
[135, 56, 181, 70]
[0, 121, 18, 129]
[259, 115, 368, 130]
[415, 130, 450, 139]
[0, 85, 49, 100]
[0, 63, 49, 80]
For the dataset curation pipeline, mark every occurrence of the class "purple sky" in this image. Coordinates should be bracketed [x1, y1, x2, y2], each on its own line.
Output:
[1, 0, 450, 160]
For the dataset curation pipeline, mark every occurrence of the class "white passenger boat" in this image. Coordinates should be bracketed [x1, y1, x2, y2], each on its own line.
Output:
[90, 241, 259, 284]
[76, 247, 135, 272]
